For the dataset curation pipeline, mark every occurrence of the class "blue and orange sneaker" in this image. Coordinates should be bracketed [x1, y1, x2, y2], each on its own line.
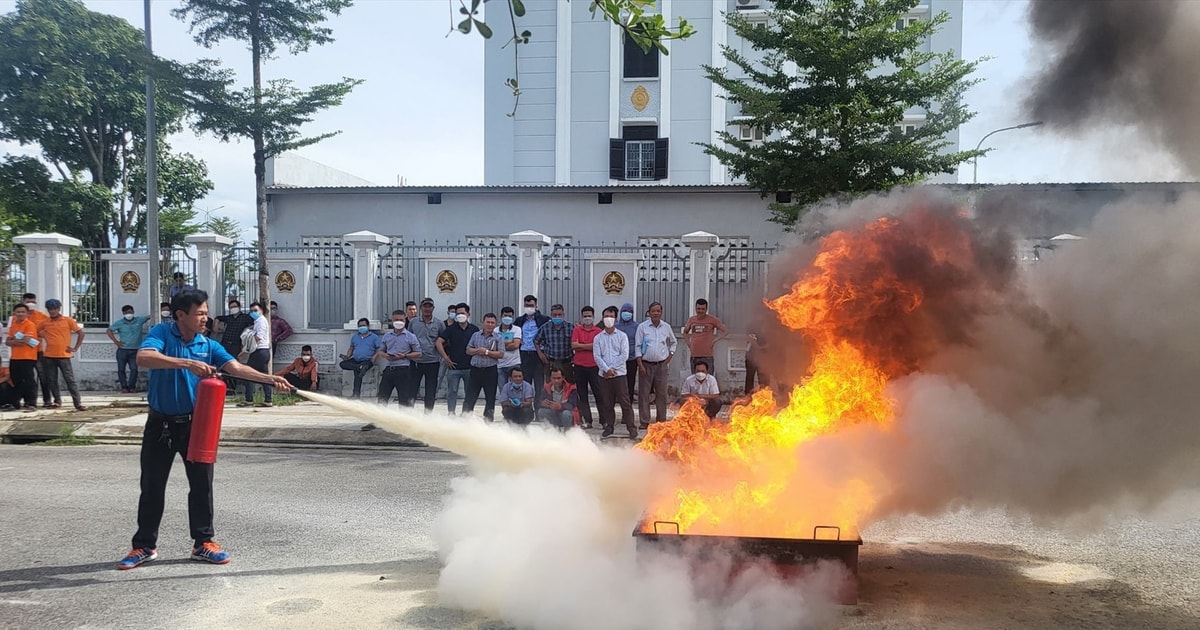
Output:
[116, 547, 157, 570]
[191, 541, 231, 565]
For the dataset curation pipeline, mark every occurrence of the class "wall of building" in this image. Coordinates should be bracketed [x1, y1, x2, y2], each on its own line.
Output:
[266, 153, 376, 188]
[265, 187, 779, 245]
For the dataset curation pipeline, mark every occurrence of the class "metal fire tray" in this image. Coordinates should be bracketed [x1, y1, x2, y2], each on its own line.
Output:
[633, 521, 864, 604]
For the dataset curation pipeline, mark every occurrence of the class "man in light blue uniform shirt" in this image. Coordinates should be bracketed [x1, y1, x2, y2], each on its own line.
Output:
[106, 304, 150, 393]
[116, 289, 292, 571]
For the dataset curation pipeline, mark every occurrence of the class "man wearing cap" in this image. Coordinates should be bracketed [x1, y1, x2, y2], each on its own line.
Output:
[36, 299, 86, 411]
[408, 298, 446, 412]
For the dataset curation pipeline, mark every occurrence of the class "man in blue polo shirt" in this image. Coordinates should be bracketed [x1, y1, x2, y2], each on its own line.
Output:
[339, 317, 381, 398]
[116, 289, 293, 570]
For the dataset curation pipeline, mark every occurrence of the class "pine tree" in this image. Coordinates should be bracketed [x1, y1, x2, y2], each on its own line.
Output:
[704, 0, 981, 226]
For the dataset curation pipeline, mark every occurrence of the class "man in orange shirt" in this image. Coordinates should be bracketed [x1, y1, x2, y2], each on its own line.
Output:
[4, 303, 40, 411]
[0, 364, 15, 409]
[9, 293, 50, 406]
[36, 299, 87, 411]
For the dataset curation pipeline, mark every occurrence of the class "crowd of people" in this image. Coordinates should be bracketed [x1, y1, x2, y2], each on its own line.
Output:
[2, 287, 771, 431]
[336, 294, 767, 439]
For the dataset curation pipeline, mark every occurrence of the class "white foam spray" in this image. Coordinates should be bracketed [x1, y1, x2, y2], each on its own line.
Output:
[294, 391, 844, 629]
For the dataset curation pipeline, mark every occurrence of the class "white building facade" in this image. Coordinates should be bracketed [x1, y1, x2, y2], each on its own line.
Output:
[483, 0, 965, 187]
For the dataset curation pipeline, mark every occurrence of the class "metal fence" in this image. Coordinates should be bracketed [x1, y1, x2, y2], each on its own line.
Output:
[68, 247, 195, 325]
[540, 240, 691, 327]
[377, 239, 519, 321]
[0, 247, 25, 316]
[711, 244, 777, 332]
[224, 244, 354, 328]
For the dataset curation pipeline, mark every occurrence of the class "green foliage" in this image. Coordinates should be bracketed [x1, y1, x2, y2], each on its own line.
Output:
[39, 424, 97, 446]
[202, 215, 243, 244]
[460, 0, 695, 116]
[0, 0, 212, 248]
[703, 0, 982, 226]
[127, 150, 213, 247]
[0, 155, 112, 248]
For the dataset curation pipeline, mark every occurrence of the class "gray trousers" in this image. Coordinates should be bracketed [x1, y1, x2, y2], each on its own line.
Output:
[638, 360, 670, 425]
[40, 356, 81, 407]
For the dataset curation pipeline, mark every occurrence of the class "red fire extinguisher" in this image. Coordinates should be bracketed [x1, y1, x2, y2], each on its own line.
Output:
[188, 376, 227, 464]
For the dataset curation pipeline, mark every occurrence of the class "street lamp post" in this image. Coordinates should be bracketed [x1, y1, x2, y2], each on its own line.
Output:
[972, 121, 1044, 184]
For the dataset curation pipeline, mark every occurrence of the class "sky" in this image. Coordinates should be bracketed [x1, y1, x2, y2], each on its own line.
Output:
[0, 0, 1185, 242]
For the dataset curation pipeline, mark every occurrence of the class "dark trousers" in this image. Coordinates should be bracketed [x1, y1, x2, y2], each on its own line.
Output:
[638, 360, 670, 425]
[243, 348, 272, 403]
[339, 358, 374, 397]
[464, 366, 498, 420]
[37, 355, 50, 404]
[377, 365, 411, 406]
[116, 348, 139, 390]
[745, 355, 767, 393]
[40, 356, 81, 407]
[501, 405, 535, 425]
[0, 381, 16, 408]
[283, 373, 313, 391]
[10, 359, 38, 408]
[625, 359, 638, 402]
[410, 361, 440, 410]
[701, 398, 724, 419]
[572, 364, 601, 426]
[597, 376, 636, 437]
[520, 351, 544, 402]
[132, 413, 215, 549]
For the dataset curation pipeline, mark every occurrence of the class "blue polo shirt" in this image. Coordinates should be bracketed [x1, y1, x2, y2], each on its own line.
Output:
[348, 332, 382, 361]
[140, 322, 236, 415]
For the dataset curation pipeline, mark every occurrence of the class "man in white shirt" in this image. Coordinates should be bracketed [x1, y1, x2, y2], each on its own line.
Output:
[679, 359, 722, 419]
[594, 306, 636, 439]
[635, 301, 676, 428]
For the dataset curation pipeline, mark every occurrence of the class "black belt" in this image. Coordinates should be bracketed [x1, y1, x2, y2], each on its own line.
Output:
[149, 410, 192, 423]
[641, 359, 665, 365]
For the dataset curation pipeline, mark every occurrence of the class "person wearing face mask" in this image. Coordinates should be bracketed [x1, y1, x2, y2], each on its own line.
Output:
[679, 360, 723, 419]
[462, 312, 504, 421]
[215, 298, 253, 361]
[408, 298, 446, 413]
[569, 306, 603, 429]
[436, 303, 479, 415]
[513, 294, 549, 402]
[275, 344, 319, 391]
[159, 302, 173, 322]
[496, 306, 523, 384]
[615, 302, 640, 404]
[376, 310, 422, 407]
[11, 294, 49, 408]
[339, 318, 381, 398]
[237, 302, 274, 407]
[593, 306, 635, 439]
[533, 303, 574, 387]
[5, 303, 41, 412]
[107, 305, 151, 393]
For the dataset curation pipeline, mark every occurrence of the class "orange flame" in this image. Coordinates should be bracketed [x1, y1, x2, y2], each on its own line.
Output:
[638, 211, 979, 539]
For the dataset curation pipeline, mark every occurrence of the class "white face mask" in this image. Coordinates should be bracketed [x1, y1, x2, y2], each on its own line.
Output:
[161, 310, 171, 319]
[524, 307, 536, 316]
[229, 307, 240, 315]
[602, 316, 615, 328]
[301, 355, 312, 362]
[455, 314, 468, 324]
[695, 372, 708, 382]
[123, 313, 135, 321]
[25, 302, 36, 309]
[581, 316, 594, 326]
[392, 320, 406, 330]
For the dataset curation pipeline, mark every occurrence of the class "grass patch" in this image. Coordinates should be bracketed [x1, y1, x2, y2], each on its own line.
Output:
[38, 424, 96, 446]
[250, 390, 302, 406]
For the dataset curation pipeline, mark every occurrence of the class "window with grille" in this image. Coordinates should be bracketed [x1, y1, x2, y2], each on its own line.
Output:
[895, 15, 921, 31]
[610, 125, 668, 181]
[894, 122, 923, 136]
[738, 124, 765, 142]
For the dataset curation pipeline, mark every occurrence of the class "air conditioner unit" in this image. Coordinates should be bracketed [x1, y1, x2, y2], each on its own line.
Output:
[736, 0, 761, 9]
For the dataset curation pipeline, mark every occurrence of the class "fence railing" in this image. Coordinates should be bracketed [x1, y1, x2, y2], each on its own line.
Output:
[0, 247, 25, 316]
[68, 248, 196, 325]
[223, 245, 354, 329]
[540, 241, 691, 327]
[712, 244, 777, 332]
[376, 240, 518, 321]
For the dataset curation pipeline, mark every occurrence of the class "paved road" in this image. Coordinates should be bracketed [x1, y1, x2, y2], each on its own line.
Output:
[2, 445, 1198, 630]
[0, 445, 503, 630]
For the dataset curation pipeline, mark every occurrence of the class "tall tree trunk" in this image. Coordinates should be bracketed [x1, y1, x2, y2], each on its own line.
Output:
[251, 3, 272, 372]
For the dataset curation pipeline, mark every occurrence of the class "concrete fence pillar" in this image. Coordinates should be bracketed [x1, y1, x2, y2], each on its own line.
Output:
[681, 231, 719, 308]
[13, 232, 80, 317]
[343, 230, 388, 329]
[266, 251, 314, 329]
[510, 230, 551, 303]
[185, 233, 234, 304]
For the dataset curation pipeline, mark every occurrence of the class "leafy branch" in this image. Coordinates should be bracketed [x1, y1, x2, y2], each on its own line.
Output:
[451, 0, 696, 116]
